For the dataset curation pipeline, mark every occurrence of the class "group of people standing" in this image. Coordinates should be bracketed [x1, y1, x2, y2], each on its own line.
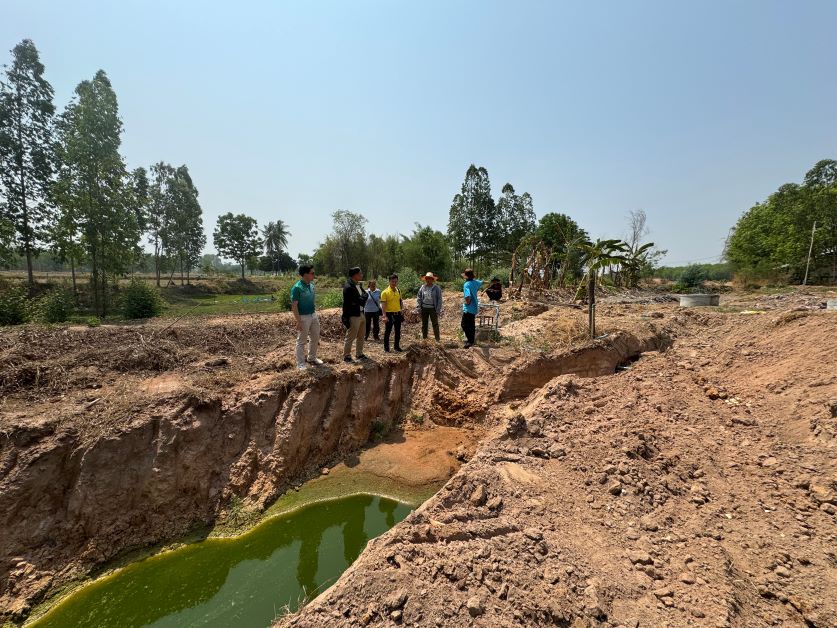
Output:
[290, 264, 495, 370]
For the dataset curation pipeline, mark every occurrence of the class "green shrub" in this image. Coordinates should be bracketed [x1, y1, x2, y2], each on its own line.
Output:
[487, 267, 512, 285]
[676, 264, 708, 292]
[33, 288, 74, 323]
[121, 279, 163, 319]
[370, 420, 390, 443]
[0, 285, 29, 326]
[450, 277, 465, 292]
[396, 267, 422, 298]
[317, 289, 343, 309]
[277, 285, 293, 311]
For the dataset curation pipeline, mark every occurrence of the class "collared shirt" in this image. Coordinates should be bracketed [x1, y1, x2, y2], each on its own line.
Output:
[290, 279, 315, 315]
[462, 279, 483, 315]
[380, 286, 402, 313]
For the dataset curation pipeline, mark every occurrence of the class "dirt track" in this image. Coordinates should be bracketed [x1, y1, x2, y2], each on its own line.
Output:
[1, 289, 836, 626]
[277, 293, 837, 627]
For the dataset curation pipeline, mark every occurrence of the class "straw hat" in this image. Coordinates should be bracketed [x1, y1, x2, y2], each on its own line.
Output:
[423, 272, 437, 280]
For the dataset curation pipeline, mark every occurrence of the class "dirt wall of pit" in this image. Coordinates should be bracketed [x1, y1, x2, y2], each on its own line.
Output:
[0, 327, 666, 620]
[0, 360, 418, 619]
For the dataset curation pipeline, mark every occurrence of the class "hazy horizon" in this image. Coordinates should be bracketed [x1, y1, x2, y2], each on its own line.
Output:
[4, 0, 836, 266]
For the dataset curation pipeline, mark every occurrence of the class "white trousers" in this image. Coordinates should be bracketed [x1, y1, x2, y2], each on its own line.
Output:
[295, 313, 320, 365]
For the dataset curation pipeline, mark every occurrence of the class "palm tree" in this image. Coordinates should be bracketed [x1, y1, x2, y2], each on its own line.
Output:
[262, 220, 290, 274]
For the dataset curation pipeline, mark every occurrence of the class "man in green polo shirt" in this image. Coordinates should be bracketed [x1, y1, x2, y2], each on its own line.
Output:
[291, 264, 323, 370]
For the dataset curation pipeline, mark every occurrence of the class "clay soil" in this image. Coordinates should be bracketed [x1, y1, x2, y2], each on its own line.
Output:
[2, 288, 836, 628]
[277, 290, 837, 628]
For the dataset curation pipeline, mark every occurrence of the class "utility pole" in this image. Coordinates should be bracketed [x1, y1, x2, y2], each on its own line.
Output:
[803, 221, 817, 286]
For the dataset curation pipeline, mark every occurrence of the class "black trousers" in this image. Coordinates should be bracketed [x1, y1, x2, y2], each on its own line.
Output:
[461, 312, 476, 344]
[384, 313, 402, 350]
[420, 308, 440, 340]
[364, 312, 380, 339]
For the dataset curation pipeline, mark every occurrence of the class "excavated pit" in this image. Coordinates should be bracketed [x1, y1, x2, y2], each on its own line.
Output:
[1, 328, 668, 623]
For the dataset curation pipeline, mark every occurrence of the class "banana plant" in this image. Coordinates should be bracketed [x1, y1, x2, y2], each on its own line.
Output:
[622, 241, 656, 288]
[573, 239, 629, 299]
[573, 238, 629, 337]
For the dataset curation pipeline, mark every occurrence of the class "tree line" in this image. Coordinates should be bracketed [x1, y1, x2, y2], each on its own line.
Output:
[307, 166, 663, 292]
[0, 40, 206, 314]
[0, 39, 296, 314]
[726, 159, 837, 284]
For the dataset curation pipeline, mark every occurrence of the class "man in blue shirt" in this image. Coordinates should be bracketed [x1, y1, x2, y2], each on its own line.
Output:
[291, 264, 323, 370]
[461, 268, 483, 348]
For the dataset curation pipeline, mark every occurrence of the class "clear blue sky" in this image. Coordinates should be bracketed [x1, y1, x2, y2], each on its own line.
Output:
[4, 0, 836, 265]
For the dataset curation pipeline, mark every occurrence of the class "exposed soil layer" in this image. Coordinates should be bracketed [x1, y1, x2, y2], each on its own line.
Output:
[0, 298, 661, 622]
[278, 292, 837, 627]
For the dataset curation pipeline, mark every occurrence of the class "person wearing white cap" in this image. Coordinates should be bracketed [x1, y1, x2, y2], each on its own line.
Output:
[416, 271, 443, 341]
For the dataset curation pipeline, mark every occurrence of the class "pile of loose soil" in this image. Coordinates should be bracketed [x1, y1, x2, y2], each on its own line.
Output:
[277, 291, 837, 627]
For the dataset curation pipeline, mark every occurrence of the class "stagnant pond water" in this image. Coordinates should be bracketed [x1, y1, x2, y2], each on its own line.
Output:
[31, 495, 411, 628]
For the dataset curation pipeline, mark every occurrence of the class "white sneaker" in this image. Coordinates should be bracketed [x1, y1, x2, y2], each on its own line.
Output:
[308, 358, 324, 365]
[297, 363, 307, 370]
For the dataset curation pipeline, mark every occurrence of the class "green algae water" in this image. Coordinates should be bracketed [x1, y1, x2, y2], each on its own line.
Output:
[32, 495, 411, 628]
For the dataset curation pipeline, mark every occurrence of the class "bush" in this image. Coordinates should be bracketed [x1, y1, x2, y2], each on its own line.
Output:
[396, 267, 422, 298]
[0, 285, 29, 326]
[32, 288, 74, 323]
[676, 264, 708, 292]
[487, 267, 512, 285]
[121, 279, 163, 319]
[277, 285, 293, 311]
[317, 289, 343, 309]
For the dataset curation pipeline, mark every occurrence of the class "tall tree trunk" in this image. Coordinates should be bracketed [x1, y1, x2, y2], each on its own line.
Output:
[91, 250, 100, 316]
[16, 97, 36, 297]
[155, 247, 161, 287]
[180, 255, 184, 286]
[240, 262, 245, 279]
[70, 256, 77, 302]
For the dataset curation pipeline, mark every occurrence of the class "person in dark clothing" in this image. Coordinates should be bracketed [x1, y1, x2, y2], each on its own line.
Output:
[342, 267, 369, 362]
[485, 276, 503, 302]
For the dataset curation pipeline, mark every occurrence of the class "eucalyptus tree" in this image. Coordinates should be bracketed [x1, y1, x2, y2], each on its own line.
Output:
[0, 213, 14, 267]
[497, 183, 536, 263]
[0, 39, 56, 294]
[54, 70, 140, 315]
[147, 162, 175, 285]
[164, 165, 204, 284]
[448, 165, 495, 270]
[213, 212, 261, 279]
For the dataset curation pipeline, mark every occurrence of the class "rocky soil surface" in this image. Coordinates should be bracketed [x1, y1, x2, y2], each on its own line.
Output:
[278, 292, 837, 627]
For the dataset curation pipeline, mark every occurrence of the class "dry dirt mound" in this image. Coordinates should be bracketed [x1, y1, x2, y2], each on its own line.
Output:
[278, 305, 837, 627]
